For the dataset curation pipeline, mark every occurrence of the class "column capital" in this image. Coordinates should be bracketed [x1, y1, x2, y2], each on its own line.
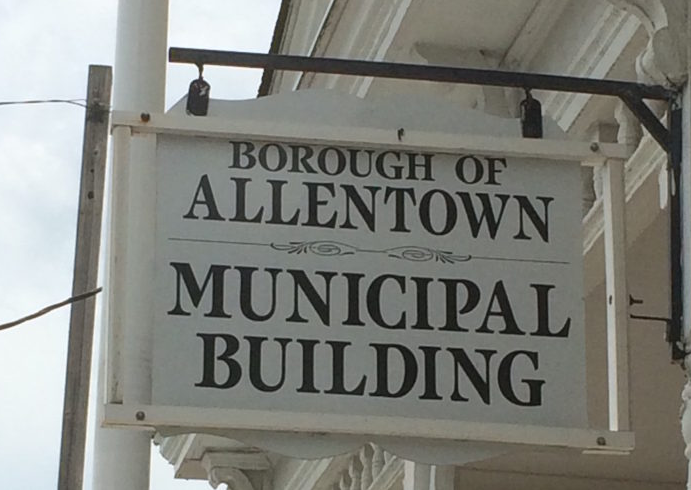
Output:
[606, 0, 687, 85]
[201, 451, 272, 490]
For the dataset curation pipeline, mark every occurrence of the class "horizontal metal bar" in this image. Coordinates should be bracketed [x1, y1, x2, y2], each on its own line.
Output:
[169, 48, 674, 101]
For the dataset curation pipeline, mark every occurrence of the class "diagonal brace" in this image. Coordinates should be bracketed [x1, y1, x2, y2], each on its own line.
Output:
[619, 92, 670, 152]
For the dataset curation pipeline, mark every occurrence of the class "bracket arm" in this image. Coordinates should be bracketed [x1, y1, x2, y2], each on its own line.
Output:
[619, 93, 670, 152]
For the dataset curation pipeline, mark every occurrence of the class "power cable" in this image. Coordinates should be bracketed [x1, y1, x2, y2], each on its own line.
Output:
[0, 287, 102, 332]
[0, 98, 88, 108]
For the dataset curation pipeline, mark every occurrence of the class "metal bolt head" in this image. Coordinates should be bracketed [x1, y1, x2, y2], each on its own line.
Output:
[140, 112, 151, 123]
[596, 436, 606, 446]
[590, 142, 600, 152]
[135, 411, 146, 421]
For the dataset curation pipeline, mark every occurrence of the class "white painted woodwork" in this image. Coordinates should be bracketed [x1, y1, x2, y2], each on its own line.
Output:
[93, 0, 168, 489]
[111, 110, 629, 163]
[156, 0, 690, 487]
[602, 159, 630, 431]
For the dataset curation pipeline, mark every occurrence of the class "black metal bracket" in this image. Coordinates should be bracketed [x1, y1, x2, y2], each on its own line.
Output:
[629, 295, 686, 362]
[168, 47, 685, 362]
[169, 48, 677, 151]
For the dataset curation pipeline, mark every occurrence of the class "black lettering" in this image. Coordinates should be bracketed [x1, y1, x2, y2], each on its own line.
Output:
[229, 141, 256, 169]
[258, 143, 287, 172]
[286, 270, 336, 325]
[196, 333, 241, 388]
[438, 279, 479, 332]
[370, 343, 417, 398]
[237, 266, 280, 321]
[513, 196, 552, 242]
[183, 174, 224, 221]
[168, 262, 231, 318]
[498, 350, 544, 406]
[266, 180, 300, 225]
[317, 147, 347, 176]
[296, 339, 320, 393]
[246, 336, 290, 392]
[448, 348, 496, 404]
[324, 341, 367, 395]
[228, 177, 263, 223]
[457, 192, 510, 239]
[367, 274, 406, 329]
[455, 155, 484, 184]
[289, 145, 316, 173]
[419, 346, 442, 400]
[340, 184, 379, 232]
[420, 189, 457, 236]
[530, 284, 570, 337]
[303, 182, 337, 228]
[477, 281, 524, 335]
[406, 153, 434, 181]
[383, 187, 416, 232]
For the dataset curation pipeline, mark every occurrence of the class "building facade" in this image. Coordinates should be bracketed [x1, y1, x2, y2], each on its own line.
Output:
[152, 1, 689, 488]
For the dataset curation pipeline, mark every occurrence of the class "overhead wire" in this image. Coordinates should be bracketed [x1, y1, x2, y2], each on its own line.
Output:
[0, 98, 88, 108]
[0, 96, 108, 332]
[0, 288, 102, 332]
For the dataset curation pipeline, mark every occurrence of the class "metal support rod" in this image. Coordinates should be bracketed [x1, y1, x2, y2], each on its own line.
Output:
[167, 48, 685, 361]
[668, 101, 684, 360]
[169, 48, 674, 100]
[169, 48, 676, 152]
[620, 93, 671, 152]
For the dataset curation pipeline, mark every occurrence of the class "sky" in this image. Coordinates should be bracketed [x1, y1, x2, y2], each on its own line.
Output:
[0, 1, 281, 488]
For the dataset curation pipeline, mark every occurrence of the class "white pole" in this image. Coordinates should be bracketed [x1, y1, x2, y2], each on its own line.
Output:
[92, 1, 168, 489]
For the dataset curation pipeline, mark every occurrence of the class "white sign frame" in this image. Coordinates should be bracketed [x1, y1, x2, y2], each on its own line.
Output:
[103, 110, 634, 453]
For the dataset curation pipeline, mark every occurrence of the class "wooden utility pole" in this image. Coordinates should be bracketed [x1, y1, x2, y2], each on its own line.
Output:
[58, 64, 112, 490]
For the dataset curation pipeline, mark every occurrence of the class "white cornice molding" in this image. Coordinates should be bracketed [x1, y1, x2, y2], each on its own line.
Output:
[280, 456, 351, 490]
[606, 0, 687, 84]
[296, 0, 413, 95]
[501, 0, 571, 71]
[201, 451, 272, 490]
[542, 5, 641, 131]
[370, 456, 404, 490]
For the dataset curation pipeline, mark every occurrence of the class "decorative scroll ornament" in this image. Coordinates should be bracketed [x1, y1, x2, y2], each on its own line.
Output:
[270, 241, 471, 264]
[207, 467, 254, 490]
[270, 240, 357, 257]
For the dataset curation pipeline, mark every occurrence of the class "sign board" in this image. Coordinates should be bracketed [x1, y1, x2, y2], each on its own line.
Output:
[104, 107, 633, 451]
[154, 132, 585, 423]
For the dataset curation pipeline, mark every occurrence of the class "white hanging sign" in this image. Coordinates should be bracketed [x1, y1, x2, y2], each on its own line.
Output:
[103, 107, 638, 451]
[150, 132, 585, 429]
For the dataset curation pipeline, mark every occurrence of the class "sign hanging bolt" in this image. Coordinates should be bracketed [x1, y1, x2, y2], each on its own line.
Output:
[590, 142, 600, 152]
[596, 436, 606, 446]
[135, 411, 146, 421]
[140, 112, 151, 123]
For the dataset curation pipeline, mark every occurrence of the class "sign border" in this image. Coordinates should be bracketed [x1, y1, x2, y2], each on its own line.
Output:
[111, 111, 632, 165]
[104, 111, 634, 454]
[104, 403, 634, 453]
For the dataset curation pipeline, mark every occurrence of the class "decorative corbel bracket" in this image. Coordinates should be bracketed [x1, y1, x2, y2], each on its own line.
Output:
[201, 451, 272, 490]
[607, 0, 687, 86]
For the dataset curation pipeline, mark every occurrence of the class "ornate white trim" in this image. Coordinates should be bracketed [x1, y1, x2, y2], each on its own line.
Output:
[606, 0, 687, 84]
[501, 0, 571, 70]
[542, 5, 640, 131]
